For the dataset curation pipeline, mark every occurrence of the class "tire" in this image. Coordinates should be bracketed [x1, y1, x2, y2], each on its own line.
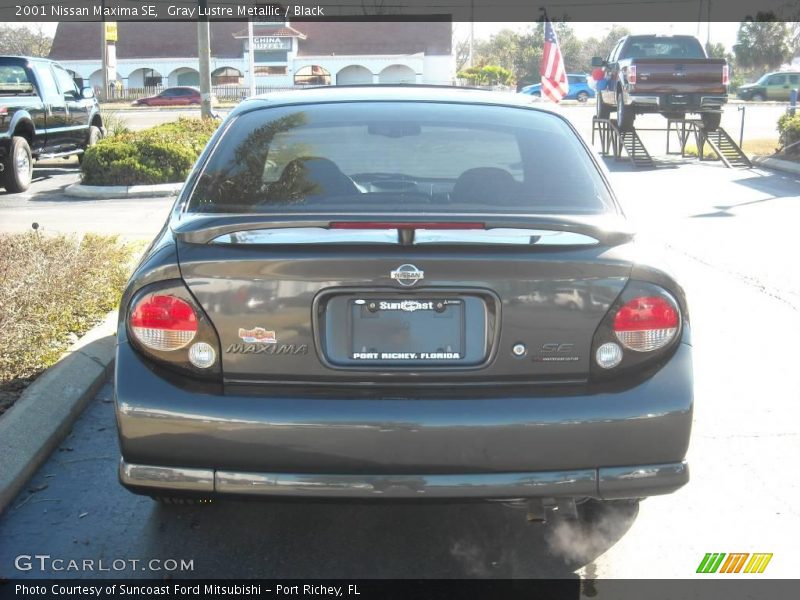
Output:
[2, 136, 33, 193]
[596, 92, 611, 119]
[750, 93, 765, 102]
[616, 92, 635, 131]
[151, 496, 212, 506]
[78, 125, 102, 165]
[701, 112, 722, 131]
[576, 91, 589, 103]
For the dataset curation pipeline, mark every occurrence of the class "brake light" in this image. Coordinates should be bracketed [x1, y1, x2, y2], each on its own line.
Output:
[628, 65, 637, 85]
[613, 296, 679, 352]
[130, 295, 198, 351]
[722, 64, 729, 86]
[330, 222, 485, 230]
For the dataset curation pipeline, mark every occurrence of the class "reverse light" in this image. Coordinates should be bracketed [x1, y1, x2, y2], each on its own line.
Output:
[595, 342, 623, 369]
[188, 342, 216, 369]
[129, 295, 198, 351]
[613, 296, 679, 352]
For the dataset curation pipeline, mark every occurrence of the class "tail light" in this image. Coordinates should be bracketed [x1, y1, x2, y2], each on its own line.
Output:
[127, 281, 221, 378]
[591, 281, 684, 377]
[722, 65, 729, 86]
[613, 296, 679, 352]
[130, 295, 197, 351]
[628, 65, 637, 85]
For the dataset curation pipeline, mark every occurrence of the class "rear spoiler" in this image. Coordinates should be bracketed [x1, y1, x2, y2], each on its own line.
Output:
[172, 213, 635, 246]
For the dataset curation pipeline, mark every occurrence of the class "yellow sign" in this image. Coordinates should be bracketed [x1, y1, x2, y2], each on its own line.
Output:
[105, 22, 118, 43]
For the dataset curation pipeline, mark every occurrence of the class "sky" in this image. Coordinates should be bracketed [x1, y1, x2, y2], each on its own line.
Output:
[15, 21, 741, 51]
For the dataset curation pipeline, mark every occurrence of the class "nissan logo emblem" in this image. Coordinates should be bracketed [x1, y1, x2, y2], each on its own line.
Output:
[390, 264, 424, 287]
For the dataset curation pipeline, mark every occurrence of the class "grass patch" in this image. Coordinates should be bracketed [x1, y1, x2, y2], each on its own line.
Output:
[0, 233, 135, 413]
[681, 138, 780, 161]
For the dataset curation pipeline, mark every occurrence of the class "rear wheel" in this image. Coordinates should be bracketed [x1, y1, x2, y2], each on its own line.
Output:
[616, 93, 635, 131]
[701, 112, 722, 131]
[576, 91, 589, 103]
[596, 92, 611, 119]
[2, 136, 33, 193]
[78, 125, 102, 165]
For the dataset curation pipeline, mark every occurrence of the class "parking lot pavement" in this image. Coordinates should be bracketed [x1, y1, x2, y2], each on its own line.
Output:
[0, 159, 173, 240]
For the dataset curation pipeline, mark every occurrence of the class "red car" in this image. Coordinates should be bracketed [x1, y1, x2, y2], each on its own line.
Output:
[132, 87, 202, 107]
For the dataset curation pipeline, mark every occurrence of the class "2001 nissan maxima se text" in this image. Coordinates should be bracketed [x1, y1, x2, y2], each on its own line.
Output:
[114, 87, 692, 517]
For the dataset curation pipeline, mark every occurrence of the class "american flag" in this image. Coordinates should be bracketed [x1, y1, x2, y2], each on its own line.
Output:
[540, 18, 569, 103]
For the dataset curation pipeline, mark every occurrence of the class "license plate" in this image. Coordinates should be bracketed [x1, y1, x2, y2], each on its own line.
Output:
[349, 298, 465, 361]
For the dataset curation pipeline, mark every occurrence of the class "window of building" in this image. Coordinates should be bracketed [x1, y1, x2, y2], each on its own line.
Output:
[254, 50, 289, 63]
[255, 66, 287, 76]
[294, 65, 331, 86]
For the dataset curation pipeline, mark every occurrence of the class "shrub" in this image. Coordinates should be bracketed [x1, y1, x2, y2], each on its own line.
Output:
[0, 233, 134, 393]
[81, 117, 219, 186]
[777, 113, 800, 154]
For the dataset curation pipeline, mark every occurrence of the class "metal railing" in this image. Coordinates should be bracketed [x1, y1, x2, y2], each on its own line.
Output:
[99, 84, 299, 102]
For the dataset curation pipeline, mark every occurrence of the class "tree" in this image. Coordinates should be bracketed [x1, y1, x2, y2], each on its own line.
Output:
[457, 65, 514, 87]
[0, 25, 52, 57]
[733, 17, 793, 73]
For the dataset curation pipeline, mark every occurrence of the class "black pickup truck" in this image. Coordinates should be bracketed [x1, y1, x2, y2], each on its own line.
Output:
[0, 56, 103, 193]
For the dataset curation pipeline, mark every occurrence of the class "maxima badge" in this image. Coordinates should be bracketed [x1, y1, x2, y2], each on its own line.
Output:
[390, 264, 424, 287]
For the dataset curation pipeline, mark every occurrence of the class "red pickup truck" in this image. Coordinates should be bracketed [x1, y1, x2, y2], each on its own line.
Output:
[593, 35, 728, 131]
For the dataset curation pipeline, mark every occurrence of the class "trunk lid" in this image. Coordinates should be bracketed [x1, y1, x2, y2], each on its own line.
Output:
[175, 215, 632, 386]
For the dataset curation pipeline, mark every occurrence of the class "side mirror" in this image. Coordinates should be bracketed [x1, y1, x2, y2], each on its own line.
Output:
[591, 57, 606, 68]
[81, 87, 95, 99]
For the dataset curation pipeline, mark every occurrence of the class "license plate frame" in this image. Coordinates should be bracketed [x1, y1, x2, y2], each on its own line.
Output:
[349, 297, 466, 362]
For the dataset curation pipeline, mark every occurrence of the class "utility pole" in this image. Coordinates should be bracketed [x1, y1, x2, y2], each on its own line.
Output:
[468, 0, 474, 67]
[248, 19, 256, 97]
[100, 0, 108, 102]
[198, 0, 213, 118]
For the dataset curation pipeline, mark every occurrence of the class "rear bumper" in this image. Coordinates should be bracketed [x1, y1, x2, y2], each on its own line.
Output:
[120, 459, 689, 500]
[629, 93, 727, 112]
[115, 341, 693, 499]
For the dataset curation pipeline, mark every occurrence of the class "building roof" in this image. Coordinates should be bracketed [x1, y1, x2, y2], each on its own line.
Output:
[49, 21, 247, 60]
[294, 21, 451, 57]
[49, 20, 452, 61]
[232, 25, 307, 39]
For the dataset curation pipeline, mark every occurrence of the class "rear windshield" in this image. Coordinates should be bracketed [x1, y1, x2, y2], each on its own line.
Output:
[187, 101, 615, 215]
[621, 37, 706, 60]
[0, 64, 35, 95]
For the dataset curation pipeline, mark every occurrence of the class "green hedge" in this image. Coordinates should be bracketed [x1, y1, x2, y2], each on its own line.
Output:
[777, 113, 800, 155]
[81, 118, 220, 186]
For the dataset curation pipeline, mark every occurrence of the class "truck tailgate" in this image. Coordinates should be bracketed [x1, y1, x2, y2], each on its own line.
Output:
[632, 58, 726, 94]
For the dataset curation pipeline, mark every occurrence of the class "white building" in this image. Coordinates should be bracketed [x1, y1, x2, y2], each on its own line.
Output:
[48, 20, 454, 92]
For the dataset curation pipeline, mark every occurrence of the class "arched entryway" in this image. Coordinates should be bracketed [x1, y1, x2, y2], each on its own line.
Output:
[294, 65, 331, 86]
[336, 65, 372, 85]
[378, 64, 416, 84]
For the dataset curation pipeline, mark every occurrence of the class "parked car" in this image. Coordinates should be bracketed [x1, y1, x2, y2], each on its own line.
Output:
[0, 56, 103, 193]
[520, 74, 596, 102]
[115, 87, 692, 520]
[132, 86, 203, 107]
[593, 35, 728, 130]
[737, 71, 800, 102]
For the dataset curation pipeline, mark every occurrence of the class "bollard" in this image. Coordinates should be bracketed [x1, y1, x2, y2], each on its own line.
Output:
[790, 89, 798, 116]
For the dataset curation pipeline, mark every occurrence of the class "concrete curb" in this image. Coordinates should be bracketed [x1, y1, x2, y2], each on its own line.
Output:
[751, 155, 800, 176]
[0, 311, 117, 515]
[64, 182, 182, 199]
